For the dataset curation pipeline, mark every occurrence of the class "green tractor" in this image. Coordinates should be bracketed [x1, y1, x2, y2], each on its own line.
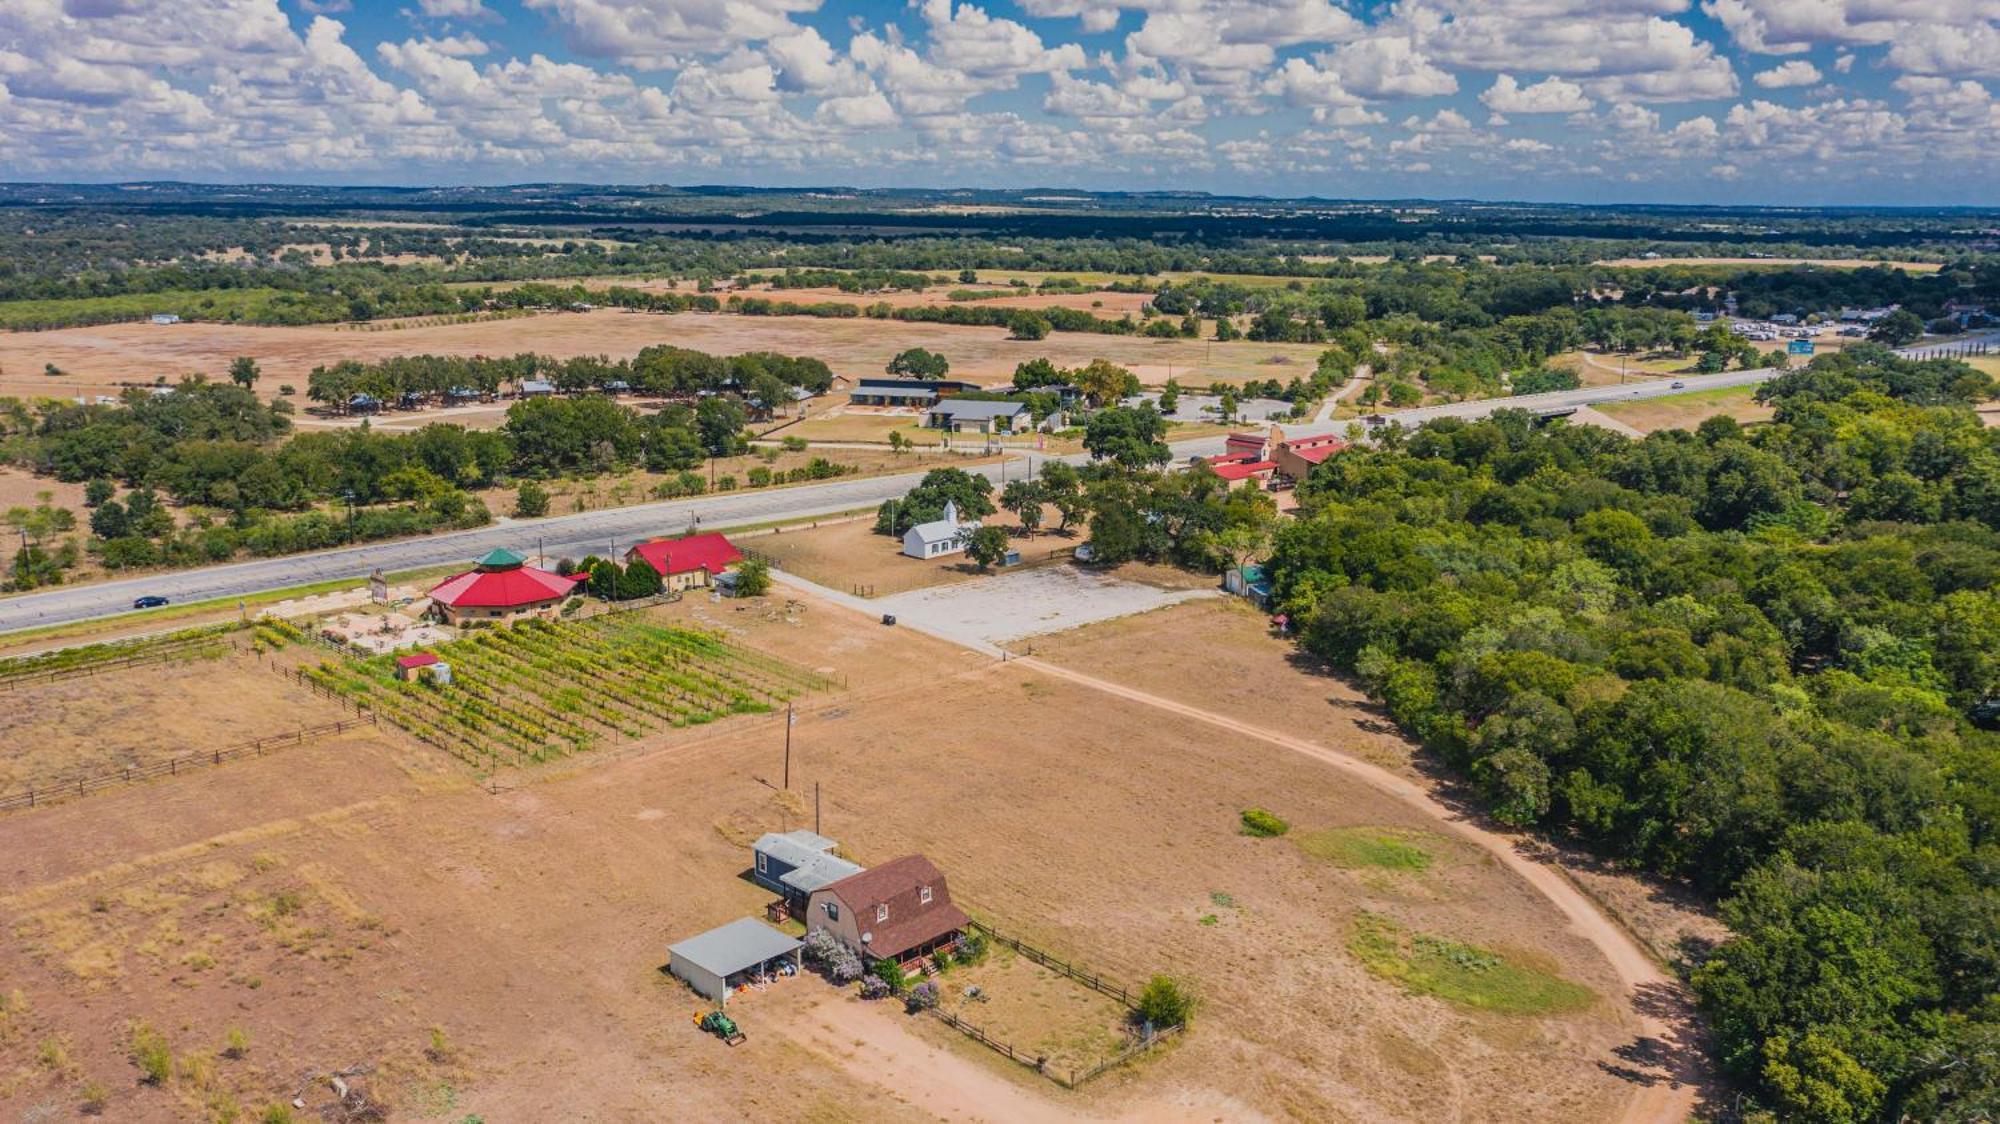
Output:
[698, 1010, 746, 1046]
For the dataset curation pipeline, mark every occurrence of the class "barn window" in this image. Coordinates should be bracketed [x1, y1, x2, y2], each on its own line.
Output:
[920, 886, 933, 905]
[755, 852, 767, 874]
[825, 902, 839, 921]
[876, 904, 889, 923]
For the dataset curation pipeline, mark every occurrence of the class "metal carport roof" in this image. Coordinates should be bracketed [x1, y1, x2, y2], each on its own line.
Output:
[668, 918, 802, 979]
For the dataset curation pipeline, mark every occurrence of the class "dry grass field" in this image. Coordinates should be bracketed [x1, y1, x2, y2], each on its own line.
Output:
[0, 646, 350, 792]
[1595, 385, 1776, 433]
[0, 585, 1698, 1122]
[0, 308, 1326, 406]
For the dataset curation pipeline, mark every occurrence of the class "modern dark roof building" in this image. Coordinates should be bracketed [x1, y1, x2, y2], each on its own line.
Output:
[849, 377, 983, 407]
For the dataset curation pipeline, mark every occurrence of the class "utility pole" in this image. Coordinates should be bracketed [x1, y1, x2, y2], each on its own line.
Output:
[814, 781, 821, 836]
[783, 701, 794, 789]
[537, 535, 545, 569]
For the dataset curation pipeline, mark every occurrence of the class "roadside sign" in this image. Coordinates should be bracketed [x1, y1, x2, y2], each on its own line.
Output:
[1788, 339, 1815, 356]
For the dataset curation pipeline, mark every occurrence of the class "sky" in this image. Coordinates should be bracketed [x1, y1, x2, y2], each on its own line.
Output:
[2, 0, 1997, 206]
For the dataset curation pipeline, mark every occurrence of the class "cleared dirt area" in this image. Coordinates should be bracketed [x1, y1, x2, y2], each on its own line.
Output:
[0, 308, 1326, 404]
[1596, 386, 1775, 433]
[0, 585, 1677, 1122]
[0, 646, 350, 792]
[1023, 597, 1422, 772]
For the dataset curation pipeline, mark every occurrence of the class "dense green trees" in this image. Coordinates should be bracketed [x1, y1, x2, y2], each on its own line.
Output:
[1267, 344, 2000, 1121]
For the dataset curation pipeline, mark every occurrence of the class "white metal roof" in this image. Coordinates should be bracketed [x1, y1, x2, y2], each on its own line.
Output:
[754, 831, 865, 893]
[668, 918, 802, 978]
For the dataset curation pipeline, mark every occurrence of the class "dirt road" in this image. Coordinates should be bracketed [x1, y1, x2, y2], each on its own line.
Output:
[780, 991, 1268, 1124]
[1013, 656, 1697, 1124]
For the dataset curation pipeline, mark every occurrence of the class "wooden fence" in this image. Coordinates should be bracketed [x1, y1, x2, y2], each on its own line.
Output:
[968, 919, 1137, 1007]
[0, 715, 378, 814]
[0, 634, 236, 692]
[925, 919, 1186, 1088]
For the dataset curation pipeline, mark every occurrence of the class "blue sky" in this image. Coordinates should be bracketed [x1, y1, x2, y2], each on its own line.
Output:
[2, 0, 1996, 205]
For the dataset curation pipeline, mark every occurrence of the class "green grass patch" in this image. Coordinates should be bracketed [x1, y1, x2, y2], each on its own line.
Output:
[1297, 827, 1436, 872]
[1239, 808, 1290, 837]
[1348, 913, 1594, 1016]
[0, 288, 287, 331]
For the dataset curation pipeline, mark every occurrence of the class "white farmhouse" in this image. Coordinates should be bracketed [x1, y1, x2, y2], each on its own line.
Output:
[902, 500, 978, 560]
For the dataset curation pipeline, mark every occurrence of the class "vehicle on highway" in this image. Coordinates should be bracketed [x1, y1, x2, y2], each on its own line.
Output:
[1670, 381, 1686, 389]
[132, 595, 170, 610]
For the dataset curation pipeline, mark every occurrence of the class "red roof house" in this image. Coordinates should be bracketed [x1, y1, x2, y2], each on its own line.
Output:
[1209, 459, 1278, 487]
[805, 855, 969, 964]
[624, 532, 744, 591]
[1224, 430, 1272, 459]
[1276, 433, 1348, 479]
[428, 548, 576, 625]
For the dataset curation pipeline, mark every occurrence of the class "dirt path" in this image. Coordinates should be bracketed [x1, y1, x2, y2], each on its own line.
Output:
[1311, 364, 1372, 424]
[1013, 656, 1698, 1124]
[779, 990, 1267, 1124]
[1571, 405, 1647, 438]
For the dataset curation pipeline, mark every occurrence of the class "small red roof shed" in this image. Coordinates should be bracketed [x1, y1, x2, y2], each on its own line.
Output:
[396, 652, 440, 670]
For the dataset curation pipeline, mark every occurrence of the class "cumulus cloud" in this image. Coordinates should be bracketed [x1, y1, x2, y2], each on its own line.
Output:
[1753, 60, 1821, 88]
[1481, 74, 1594, 114]
[0, 0, 1991, 195]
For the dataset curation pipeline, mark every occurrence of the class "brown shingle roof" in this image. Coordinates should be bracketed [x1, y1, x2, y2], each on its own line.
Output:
[820, 855, 968, 960]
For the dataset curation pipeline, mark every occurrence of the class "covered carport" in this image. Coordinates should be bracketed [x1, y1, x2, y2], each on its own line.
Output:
[667, 918, 803, 1007]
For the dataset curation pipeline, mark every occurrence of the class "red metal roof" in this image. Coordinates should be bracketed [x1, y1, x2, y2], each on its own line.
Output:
[1210, 459, 1277, 480]
[396, 652, 440, 669]
[1283, 434, 1348, 466]
[625, 532, 744, 577]
[428, 563, 575, 608]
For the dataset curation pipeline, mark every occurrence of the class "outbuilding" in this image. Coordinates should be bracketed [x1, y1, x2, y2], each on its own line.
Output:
[667, 918, 804, 1007]
[752, 831, 865, 912]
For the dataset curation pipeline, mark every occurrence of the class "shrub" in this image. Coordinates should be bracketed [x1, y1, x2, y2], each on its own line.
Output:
[513, 480, 550, 518]
[222, 1026, 250, 1059]
[906, 981, 940, 1012]
[805, 929, 864, 982]
[873, 958, 908, 995]
[732, 557, 772, 597]
[129, 1022, 172, 1085]
[79, 1080, 110, 1115]
[1240, 808, 1290, 837]
[747, 467, 772, 487]
[954, 931, 988, 965]
[859, 974, 891, 1000]
[1136, 975, 1196, 1028]
[781, 436, 808, 452]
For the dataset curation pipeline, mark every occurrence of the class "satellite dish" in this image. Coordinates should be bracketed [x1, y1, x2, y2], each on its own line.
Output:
[861, 932, 872, 944]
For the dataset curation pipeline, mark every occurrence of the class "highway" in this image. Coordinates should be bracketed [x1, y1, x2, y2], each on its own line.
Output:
[0, 436, 1231, 635]
[5, 334, 1987, 636]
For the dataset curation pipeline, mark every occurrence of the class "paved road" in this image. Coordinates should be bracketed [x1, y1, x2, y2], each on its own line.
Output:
[0, 435, 1230, 636]
[1371, 365, 1785, 427]
[9, 333, 1990, 636]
